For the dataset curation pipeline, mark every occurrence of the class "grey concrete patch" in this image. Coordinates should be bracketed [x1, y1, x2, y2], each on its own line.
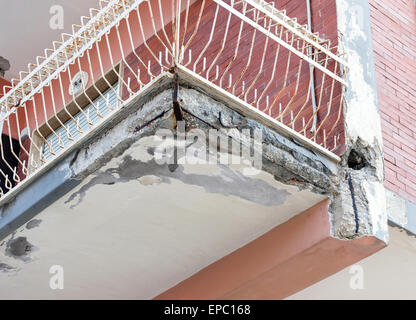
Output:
[386, 189, 407, 226]
[5, 236, 37, 262]
[0, 262, 16, 273]
[25, 219, 42, 230]
[406, 201, 416, 233]
[387, 188, 416, 236]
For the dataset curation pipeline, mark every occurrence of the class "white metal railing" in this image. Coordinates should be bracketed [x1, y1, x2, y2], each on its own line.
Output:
[0, 0, 348, 200]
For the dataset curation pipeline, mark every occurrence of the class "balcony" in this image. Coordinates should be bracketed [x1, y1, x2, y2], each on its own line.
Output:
[0, 0, 348, 202]
[0, 0, 394, 301]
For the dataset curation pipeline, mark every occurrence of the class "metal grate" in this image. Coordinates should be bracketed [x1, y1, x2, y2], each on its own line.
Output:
[42, 83, 119, 161]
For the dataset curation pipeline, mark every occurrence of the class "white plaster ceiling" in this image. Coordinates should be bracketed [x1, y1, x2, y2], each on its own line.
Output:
[0, 0, 99, 81]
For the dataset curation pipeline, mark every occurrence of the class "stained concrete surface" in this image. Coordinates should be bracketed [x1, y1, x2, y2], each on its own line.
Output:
[0, 135, 325, 299]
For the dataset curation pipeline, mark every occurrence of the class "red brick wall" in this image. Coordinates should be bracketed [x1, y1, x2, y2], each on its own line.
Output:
[370, 0, 416, 203]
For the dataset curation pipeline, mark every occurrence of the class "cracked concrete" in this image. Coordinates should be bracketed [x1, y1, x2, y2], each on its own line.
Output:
[61, 83, 349, 241]
[0, 62, 388, 246]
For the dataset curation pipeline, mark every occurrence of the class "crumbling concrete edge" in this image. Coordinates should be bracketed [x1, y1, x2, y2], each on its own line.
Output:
[177, 85, 338, 195]
[335, 0, 388, 243]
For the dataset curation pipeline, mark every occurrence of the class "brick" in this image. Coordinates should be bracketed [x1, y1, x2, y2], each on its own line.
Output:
[371, 0, 416, 203]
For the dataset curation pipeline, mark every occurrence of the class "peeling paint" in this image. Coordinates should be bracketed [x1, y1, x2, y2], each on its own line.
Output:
[65, 153, 291, 209]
